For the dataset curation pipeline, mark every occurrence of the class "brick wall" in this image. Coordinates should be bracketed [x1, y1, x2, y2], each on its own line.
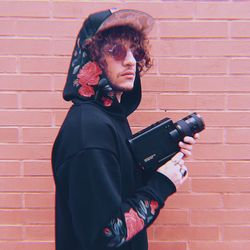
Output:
[0, 1, 250, 249]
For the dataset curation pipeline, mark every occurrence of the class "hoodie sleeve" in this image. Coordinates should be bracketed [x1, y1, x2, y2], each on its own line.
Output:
[67, 147, 176, 249]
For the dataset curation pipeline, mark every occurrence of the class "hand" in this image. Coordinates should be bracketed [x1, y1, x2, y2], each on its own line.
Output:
[157, 152, 187, 190]
[178, 133, 200, 159]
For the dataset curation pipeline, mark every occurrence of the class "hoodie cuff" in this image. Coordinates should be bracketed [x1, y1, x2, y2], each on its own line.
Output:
[147, 171, 176, 203]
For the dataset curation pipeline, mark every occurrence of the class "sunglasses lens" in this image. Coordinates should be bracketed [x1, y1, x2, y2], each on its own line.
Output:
[106, 43, 145, 62]
[111, 44, 127, 61]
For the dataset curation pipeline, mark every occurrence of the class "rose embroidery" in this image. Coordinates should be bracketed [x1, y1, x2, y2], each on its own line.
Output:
[77, 61, 102, 86]
[101, 97, 113, 107]
[150, 200, 159, 215]
[78, 84, 95, 97]
[77, 61, 102, 97]
[124, 208, 144, 241]
[75, 61, 114, 107]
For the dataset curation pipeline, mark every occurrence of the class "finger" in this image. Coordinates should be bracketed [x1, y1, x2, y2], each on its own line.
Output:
[179, 159, 185, 166]
[194, 133, 200, 140]
[183, 136, 196, 145]
[180, 148, 192, 158]
[171, 152, 184, 163]
[179, 141, 193, 151]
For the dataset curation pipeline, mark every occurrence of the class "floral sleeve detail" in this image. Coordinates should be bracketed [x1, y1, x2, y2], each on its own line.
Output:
[103, 199, 159, 247]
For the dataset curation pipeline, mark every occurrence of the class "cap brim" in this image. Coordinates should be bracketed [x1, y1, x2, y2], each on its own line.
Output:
[97, 9, 154, 35]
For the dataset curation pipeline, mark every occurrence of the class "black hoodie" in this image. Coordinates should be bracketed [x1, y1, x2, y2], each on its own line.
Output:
[51, 9, 176, 250]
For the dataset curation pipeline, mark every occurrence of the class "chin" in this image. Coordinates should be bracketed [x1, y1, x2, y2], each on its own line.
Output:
[112, 79, 135, 92]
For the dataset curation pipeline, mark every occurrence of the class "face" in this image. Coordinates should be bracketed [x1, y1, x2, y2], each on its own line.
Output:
[102, 40, 137, 92]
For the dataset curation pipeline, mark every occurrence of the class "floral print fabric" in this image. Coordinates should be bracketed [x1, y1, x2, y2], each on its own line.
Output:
[103, 199, 159, 247]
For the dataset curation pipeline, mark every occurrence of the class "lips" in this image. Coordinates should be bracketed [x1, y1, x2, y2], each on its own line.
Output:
[121, 71, 135, 77]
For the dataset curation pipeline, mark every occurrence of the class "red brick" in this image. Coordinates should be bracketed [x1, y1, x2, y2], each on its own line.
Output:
[147, 226, 154, 240]
[142, 76, 189, 92]
[166, 193, 222, 209]
[196, 2, 250, 19]
[22, 127, 59, 143]
[24, 225, 54, 240]
[149, 241, 186, 250]
[187, 161, 225, 177]
[138, 94, 157, 110]
[0, 209, 54, 225]
[24, 193, 54, 208]
[0, 161, 20, 176]
[0, 144, 51, 160]
[199, 128, 223, 144]
[189, 242, 250, 250]
[192, 178, 250, 192]
[228, 95, 250, 109]
[159, 21, 227, 38]
[53, 75, 67, 91]
[0, 20, 15, 36]
[155, 225, 219, 240]
[0, 74, 52, 91]
[23, 161, 53, 176]
[129, 111, 187, 127]
[225, 161, 250, 177]
[16, 19, 81, 37]
[0, 128, 18, 143]
[151, 39, 192, 57]
[52, 38, 74, 56]
[154, 209, 188, 225]
[159, 94, 225, 110]
[226, 128, 250, 143]
[190, 76, 250, 92]
[0, 242, 54, 250]
[230, 59, 250, 74]
[0, 57, 16, 73]
[0, 38, 51, 55]
[0, 226, 22, 240]
[0, 93, 18, 109]
[21, 92, 70, 109]
[0, 1, 50, 18]
[223, 194, 250, 208]
[0, 177, 54, 192]
[53, 110, 71, 126]
[200, 111, 250, 127]
[20, 56, 70, 74]
[194, 144, 250, 160]
[191, 210, 250, 225]
[194, 40, 250, 56]
[224, 226, 250, 240]
[159, 58, 227, 74]
[231, 22, 250, 38]
[52, 2, 121, 18]
[0, 111, 52, 126]
[0, 193, 22, 208]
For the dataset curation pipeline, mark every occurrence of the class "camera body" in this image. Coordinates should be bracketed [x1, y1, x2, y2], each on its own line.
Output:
[128, 113, 205, 172]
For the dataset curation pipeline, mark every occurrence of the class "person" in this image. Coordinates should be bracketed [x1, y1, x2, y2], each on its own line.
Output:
[51, 9, 199, 250]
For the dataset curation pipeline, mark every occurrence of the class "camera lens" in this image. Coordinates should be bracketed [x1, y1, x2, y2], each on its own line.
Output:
[175, 113, 205, 138]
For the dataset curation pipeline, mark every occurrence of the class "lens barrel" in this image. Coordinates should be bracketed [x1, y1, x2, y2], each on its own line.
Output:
[175, 113, 205, 138]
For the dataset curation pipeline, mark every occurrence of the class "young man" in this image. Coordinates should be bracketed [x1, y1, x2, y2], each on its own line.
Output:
[52, 9, 199, 250]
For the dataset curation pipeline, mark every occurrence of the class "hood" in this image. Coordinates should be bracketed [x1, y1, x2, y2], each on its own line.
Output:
[63, 9, 147, 117]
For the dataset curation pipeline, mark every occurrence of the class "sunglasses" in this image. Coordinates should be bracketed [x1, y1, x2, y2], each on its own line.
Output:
[104, 43, 145, 62]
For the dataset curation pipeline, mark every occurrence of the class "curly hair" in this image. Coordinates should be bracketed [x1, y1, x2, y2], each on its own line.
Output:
[84, 25, 152, 73]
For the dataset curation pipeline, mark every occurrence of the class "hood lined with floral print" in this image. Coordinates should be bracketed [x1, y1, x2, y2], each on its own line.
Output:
[63, 9, 142, 115]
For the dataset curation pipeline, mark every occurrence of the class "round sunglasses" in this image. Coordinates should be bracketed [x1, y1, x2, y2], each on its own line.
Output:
[104, 43, 145, 62]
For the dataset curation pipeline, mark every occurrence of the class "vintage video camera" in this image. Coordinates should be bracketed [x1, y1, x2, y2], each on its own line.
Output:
[128, 113, 205, 172]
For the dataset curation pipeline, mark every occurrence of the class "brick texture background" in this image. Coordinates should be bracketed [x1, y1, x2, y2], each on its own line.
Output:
[0, 0, 250, 249]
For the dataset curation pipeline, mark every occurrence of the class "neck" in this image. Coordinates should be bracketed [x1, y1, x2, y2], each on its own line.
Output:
[115, 92, 123, 102]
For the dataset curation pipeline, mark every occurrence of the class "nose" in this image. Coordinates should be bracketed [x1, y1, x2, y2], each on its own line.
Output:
[123, 49, 136, 67]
